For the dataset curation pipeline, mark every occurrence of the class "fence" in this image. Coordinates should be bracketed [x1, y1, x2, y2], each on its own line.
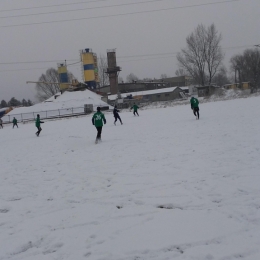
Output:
[2, 107, 87, 124]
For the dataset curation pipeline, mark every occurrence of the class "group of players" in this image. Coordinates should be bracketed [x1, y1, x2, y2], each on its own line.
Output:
[1, 97, 199, 144]
[92, 103, 139, 144]
[92, 97, 199, 144]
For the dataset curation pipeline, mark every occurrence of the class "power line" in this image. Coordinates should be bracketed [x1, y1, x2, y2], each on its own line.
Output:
[0, 0, 242, 28]
[0, 0, 110, 12]
[0, 59, 78, 65]
[0, 44, 253, 66]
[118, 44, 254, 59]
[0, 0, 169, 19]
[67, 61, 82, 66]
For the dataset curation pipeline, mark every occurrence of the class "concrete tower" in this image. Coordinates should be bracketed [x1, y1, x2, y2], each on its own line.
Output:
[106, 49, 121, 94]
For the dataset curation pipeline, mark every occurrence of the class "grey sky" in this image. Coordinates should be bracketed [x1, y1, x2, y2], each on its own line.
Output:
[0, 0, 259, 103]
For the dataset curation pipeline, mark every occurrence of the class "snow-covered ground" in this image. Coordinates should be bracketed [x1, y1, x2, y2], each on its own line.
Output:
[0, 96, 260, 260]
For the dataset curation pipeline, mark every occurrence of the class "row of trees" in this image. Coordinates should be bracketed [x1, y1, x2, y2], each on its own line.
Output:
[230, 48, 260, 88]
[0, 98, 33, 108]
[177, 23, 260, 89]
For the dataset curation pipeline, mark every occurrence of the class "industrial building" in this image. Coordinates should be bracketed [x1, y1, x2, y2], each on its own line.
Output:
[99, 76, 192, 95]
[102, 87, 187, 108]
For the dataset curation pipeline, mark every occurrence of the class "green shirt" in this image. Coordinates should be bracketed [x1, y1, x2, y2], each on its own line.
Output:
[131, 104, 139, 111]
[190, 97, 199, 108]
[92, 111, 106, 127]
[35, 117, 42, 127]
[13, 118, 17, 124]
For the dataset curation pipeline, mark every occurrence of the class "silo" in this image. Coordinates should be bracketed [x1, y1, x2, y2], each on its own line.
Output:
[58, 63, 69, 91]
[80, 48, 96, 89]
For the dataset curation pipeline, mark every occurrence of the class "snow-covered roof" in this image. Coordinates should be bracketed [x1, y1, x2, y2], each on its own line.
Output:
[108, 87, 180, 101]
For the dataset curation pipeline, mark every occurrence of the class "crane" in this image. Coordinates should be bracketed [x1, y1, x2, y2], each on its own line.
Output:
[26, 79, 80, 87]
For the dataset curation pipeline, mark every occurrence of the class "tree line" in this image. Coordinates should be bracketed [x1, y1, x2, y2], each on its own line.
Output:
[177, 23, 260, 89]
[0, 98, 33, 109]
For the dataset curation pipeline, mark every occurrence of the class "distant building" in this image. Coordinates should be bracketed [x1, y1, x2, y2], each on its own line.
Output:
[196, 85, 220, 97]
[223, 82, 252, 90]
[99, 76, 192, 94]
[105, 87, 186, 107]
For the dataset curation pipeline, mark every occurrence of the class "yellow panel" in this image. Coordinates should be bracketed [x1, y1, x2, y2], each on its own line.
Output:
[82, 53, 94, 65]
[242, 83, 249, 89]
[84, 70, 95, 81]
[58, 66, 67, 74]
[60, 83, 69, 90]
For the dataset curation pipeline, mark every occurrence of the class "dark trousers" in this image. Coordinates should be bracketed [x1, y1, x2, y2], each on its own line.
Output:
[96, 126, 102, 140]
[0, 123, 3, 128]
[193, 107, 199, 119]
[36, 126, 42, 136]
[114, 115, 122, 124]
[13, 123, 18, 128]
[133, 111, 139, 116]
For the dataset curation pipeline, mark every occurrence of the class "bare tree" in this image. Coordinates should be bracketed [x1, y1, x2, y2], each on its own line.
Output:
[36, 68, 60, 101]
[160, 74, 167, 79]
[118, 76, 124, 83]
[98, 54, 109, 88]
[212, 66, 230, 86]
[177, 24, 224, 86]
[175, 68, 187, 77]
[204, 24, 224, 85]
[142, 78, 153, 82]
[126, 73, 139, 83]
[35, 68, 75, 101]
[230, 48, 260, 90]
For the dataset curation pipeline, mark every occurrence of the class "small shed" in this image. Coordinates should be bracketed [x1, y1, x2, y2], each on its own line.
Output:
[196, 85, 218, 97]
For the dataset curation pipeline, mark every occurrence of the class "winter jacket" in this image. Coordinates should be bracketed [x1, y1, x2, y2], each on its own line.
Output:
[190, 97, 199, 109]
[35, 117, 44, 127]
[131, 104, 139, 111]
[13, 118, 17, 124]
[92, 111, 106, 127]
[113, 108, 120, 117]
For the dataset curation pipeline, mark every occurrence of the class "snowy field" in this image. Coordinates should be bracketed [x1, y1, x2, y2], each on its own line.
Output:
[0, 96, 260, 260]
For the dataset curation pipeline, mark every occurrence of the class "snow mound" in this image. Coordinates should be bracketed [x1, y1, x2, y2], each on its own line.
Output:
[6, 89, 111, 116]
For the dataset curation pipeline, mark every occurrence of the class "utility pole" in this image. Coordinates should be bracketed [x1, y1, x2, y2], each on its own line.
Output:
[254, 44, 260, 92]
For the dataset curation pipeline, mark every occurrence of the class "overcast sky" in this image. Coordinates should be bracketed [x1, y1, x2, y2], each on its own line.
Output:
[0, 0, 259, 103]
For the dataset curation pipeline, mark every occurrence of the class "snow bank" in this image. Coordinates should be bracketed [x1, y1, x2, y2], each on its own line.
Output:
[6, 89, 111, 116]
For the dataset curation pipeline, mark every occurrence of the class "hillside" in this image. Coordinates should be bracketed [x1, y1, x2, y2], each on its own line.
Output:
[0, 96, 260, 260]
